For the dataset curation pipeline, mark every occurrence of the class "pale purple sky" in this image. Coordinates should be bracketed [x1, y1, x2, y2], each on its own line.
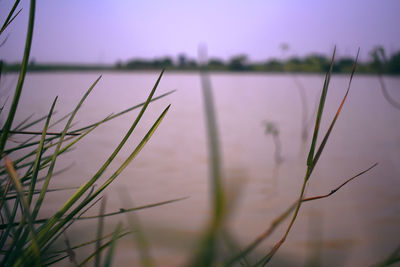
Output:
[1, 0, 399, 64]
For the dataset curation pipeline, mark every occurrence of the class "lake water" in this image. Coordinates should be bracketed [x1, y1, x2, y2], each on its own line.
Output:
[2, 71, 400, 266]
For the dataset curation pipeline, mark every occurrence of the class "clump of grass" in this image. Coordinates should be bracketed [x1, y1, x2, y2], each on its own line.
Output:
[0, 1, 183, 266]
[193, 45, 377, 267]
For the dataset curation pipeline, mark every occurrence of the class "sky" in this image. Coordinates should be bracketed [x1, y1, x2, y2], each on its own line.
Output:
[0, 0, 399, 64]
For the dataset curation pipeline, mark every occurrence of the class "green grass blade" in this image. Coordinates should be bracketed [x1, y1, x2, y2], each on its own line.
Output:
[311, 48, 359, 170]
[103, 222, 122, 267]
[200, 67, 224, 224]
[72, 89, 174, 134]
[0, 0, 35, 154]
[11, 113, 34, 132]
[0, 196, 186, 229]
[27, 96, 57, 206]
[188, 47, 226, 267]
[40, 190, 102, 254]
[78, 196, 187, 220]
[306, 47, 336, 167]
[18, 114, 112, 182]
[4, 186, 79, 202]
[95, 196, 107, 267]
[0, 0, 21, 35]
[64, 234, 79, 266]
[31, 76, 101, 222]
[0, 198, 20, 253]
[47, 229, 130, 255]
[121, 191, 153, 267]
[0, 177, 12, 211]
[78, 228, 129, 267]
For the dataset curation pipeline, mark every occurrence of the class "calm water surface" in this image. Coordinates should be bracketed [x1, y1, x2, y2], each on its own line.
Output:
[2, 71, 400, 266]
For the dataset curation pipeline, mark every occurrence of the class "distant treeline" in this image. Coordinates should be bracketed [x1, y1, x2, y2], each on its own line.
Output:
[3, 47, 400, 74]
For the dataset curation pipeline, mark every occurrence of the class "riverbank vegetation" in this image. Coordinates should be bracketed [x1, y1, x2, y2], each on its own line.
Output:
[3, 46, 400, 74]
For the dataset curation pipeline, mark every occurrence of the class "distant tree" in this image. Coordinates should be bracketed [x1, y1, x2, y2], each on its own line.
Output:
[228, 54, 248, 71]
[335, 58, 354, 73]
[285, 57, 302, 72]
[153, 57, 173, 68]
[303, 54, 329, 72]
[126, 59, 152, 69]
[208, 58, 225, 70]
[186, 59, 198, 68]
[264, 59, 284, 71]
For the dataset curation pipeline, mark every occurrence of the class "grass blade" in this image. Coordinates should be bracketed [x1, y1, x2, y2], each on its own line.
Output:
[27, 96, 57, 206]
[78, 228, 129, 267]
[0, 0, 21, 35]
[121, 191, 153, 267]
[0, 0, 35, 154]
[95, 196, 107, 267]
[306, 46, 336, 167]
[103, 223, 122, 267]
[31, 76, 101, 222]
[311, 48, 360, 170]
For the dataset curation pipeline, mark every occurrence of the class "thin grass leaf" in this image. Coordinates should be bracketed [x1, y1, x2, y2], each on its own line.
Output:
[71, 89, 174, 134]
[2, 129, 80, 136]
[0, 196, 186, 230]
[11, 113, 34, 132]
[40, 189, 102, 255]
[303, 162, 377, 202]
[121, 191, 153, 267]
[0, 176, 12, 211]
[0, 0, 21, 35]
[0, 197, 20, 253]
[311, 48, 359, 171]
[95, 196, 107, 267]
[27, 96, 57, 206]
[48, 229, 131, 255]
[80, 196, 187, 220]
[306, 46, 336, 167]
[78, 229, 130, 267]
[188, 46, 227, 267]
[42, 254, 70, 266]
[374, 244, 400, 267]
[4, 186, 79, 202]
[103, 223, 122, 267]
[31, 76, 101, 222]
[0, 0, 35, 154]
[19, 114, 112, 182]
[22, 162, 75, 186]
[200, 62, 224, 224]
[64, 233, 78, 266]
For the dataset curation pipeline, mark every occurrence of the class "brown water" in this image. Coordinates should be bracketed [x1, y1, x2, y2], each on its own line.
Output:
[2, 71, 400, 266]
